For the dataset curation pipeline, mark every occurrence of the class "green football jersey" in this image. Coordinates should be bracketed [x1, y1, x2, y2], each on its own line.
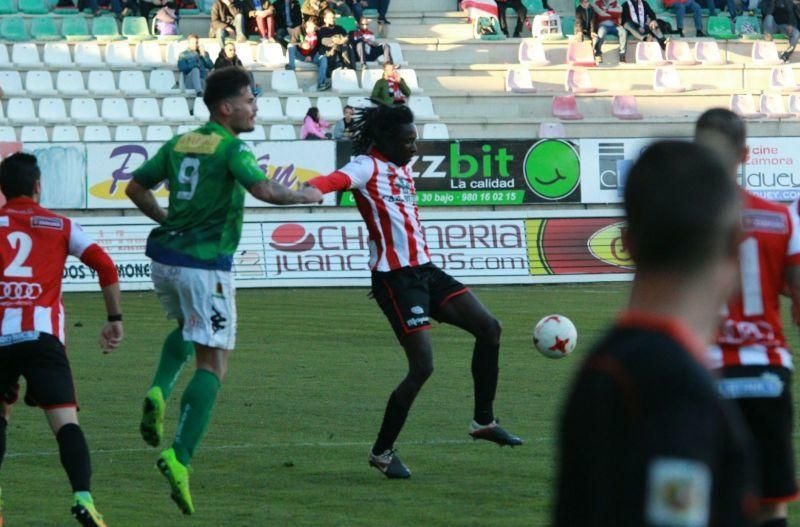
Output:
[132, 121, 267, 270]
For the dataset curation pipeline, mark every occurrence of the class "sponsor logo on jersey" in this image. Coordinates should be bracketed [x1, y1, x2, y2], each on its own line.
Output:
[31, 216, 64, 230]
[410, 306, 424, 315]
[717, 372, 785, 399]
[0, 281, 43, 301]
[646, 458, 711, 527]
[406, 316, 429, 328]
[174, 132, 223, 155]
[742, 210, 787, 234]
[0, 216, 8, 228]
[269, 224, 316, 252]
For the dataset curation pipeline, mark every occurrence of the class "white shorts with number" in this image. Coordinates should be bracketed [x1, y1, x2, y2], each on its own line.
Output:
[151, 261, 237, 351]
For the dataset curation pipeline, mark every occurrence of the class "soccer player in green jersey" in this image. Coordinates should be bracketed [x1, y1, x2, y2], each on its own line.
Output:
[125, 67, 322, 515]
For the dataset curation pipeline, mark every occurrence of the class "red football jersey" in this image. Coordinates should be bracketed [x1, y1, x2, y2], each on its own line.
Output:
[709, 191, 800, 369]
[0, 197, 96, 344]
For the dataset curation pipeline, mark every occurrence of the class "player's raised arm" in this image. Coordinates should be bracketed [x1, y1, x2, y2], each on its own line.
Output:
[246, 179, 323, 205]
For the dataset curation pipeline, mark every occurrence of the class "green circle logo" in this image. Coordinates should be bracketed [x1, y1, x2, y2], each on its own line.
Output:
[523, 140, 580, 200]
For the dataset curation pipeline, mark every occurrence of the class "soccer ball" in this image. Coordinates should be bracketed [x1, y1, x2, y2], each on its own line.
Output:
[533, 315, 577, 359]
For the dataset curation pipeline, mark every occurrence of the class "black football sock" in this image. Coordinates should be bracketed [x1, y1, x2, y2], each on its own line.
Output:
[472, 339, 499, 426]
[762, 519, 787, 527]
[56, 423, 91, 492]
[0, 416, 7, 471]
[372, 391, 411, 455]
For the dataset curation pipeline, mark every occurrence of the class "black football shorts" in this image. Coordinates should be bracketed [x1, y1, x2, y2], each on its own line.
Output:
[717, 365, 798, 502]
[371, 262, 468, 338]
[0, 331, 77, 409]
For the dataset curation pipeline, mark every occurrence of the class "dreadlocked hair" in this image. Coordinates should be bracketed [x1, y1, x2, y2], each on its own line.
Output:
[350, 104, 415, 156]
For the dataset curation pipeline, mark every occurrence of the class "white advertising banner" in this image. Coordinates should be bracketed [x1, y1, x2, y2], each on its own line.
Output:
[742, 137, 800, 201]
[579, 137, 659, 204]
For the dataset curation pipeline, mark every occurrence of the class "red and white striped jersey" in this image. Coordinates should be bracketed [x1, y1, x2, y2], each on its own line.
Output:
[324, 150, 431, 272]
[0, 197, 96, 344]
[708, 191, 800, 370]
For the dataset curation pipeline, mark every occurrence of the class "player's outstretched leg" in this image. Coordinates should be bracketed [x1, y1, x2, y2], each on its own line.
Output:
[436, 291, 523, 447]
[157, 447, 195, 515]
[369, 332, 433, 479]
[141, 328, 195, 447]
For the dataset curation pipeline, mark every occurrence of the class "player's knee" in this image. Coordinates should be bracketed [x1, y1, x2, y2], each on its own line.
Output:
[410, 362, 434, 385]
[476, 316, 502, 344]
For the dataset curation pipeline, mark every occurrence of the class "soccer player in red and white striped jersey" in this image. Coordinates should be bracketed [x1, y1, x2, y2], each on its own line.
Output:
[0, 153, 123, 527]
[698, 109, 800, 527]
[308, 104, 522, 479]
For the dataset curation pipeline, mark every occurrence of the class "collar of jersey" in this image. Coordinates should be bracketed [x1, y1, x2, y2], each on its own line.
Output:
[202, 120, 233, 139]
[368, 147, 391, 164]
[616, 310, 709, 367]
[2, 196, 38, 209]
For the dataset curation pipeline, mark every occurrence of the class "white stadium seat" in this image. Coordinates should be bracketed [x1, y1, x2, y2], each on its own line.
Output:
[176, 124, 197, 134]
[256, 42, 286, 67]
[105, 41, 135, 67]
[408, 96, 438, 120]
[256, 97, 285, 121]
[101, 97, 133, 123]
[135, 41, 163, 66]
[132, 97, 161, 121]
[43, 42, 73, 67]
[38, 98, 69, 123]
[0, 126, 15, 141]
[235, 42, 256, 67]
[399, 68, 422, 93]
[56, 71, 87, 95]
[11, 43, 41, 67]
[271, 70, 302, 94]
[145, 125, 173, 141]
[346, 96, 374, 109]
[87, 70, 117, 95]
[238, 125, 266, 141]
[192, 97, 210, 122]
[83, 125, 112, 141]
[149, 69, 180, 94]
[332, 69, 362, 94]
[0, 71, 24, 96]
[361, 68, 382, 91]
[165, 40, 188, 64]
[388, 43, 406, 66]
[119, 70, 149, 95]
[70, 98, 102, 123]
[422, 123, 449, 139]
[0, 44, 9, 67]
[25, 71, 56, 96]
[317, 96, 343, 121]
[115, 125, 143, 141]
[161, 96, 191, 122]
[285, 96, 311, 121]
[75, 42, 103, 67]
[7, 98, 38, 124]
[269, 124, 296, 140]
[20, 126, 48, 143]
[52, 125, 80, 142]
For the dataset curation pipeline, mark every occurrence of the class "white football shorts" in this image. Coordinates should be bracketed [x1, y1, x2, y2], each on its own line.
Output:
[151, 261, 237, 351]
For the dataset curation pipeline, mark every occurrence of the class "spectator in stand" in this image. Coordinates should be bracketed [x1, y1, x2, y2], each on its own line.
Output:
[350, 17, 391, 69]
[211, 0, 247, 45]
[178, 34, 215, 95]
[301, 107, 332, 139]
[370, 61, 410, 106]
[287, 18, 332, 91]
[245, 0, 277, 41]
[496, 0, 528, 38]
[622, 0, 667, 49]
[368, 0, 390, 25]
[762, 0, 800, 62]
[274, 0, 303, 44]
[328, 0, 354, 16]
[348, 0, 368, 20]
[711, 0, 739, 17]
[140, 0, 166, 19]
[662, 0, 705, 37]
[60, 0, 132, 17]
[319, 8, 357, 70]
[214, 41, 261, 94]
[593, 0, 627, 63]
[302, 0, 327, 20]
[575, 0, 597, 50]
[154, 2, 179, 35]
[333, 105, 356, 139]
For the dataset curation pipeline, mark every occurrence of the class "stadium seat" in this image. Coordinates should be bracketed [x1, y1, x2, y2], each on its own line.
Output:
[84, 125, 112, 141]
[93, 15, 123, 41]
[149, 69, 181, 94]
[335, 15, 357, 33]
[665, 40, 698, 65]
[635, 41, 668, 65]
[0, 71, 24, 96]
[235, 42, 256, 67]
[38, 98, 68, 123]
[26, 71, 56, 96]
[192, 97, 210, 121]
[176, 124, 196, 134]
[114, 125, 143, 141]
[203, 41, 221, 63]
[566, 41, 595, 67]
[87, 70, 117, 95]
[653, 66, 688, 92]
[52, 125, 80, 142]
[518, 39, 550, 66]
[694, 40, 725, 65]
[752, 41, 782, 65]
[0, 0, 13, 15]
[552, 95, 584, 120]
[20, 0, 48, 14]
[256, 96, 285, 121]
[472, 16, 505, 40]
[122, 16, 153, 40]
[239, 125, 266, 141]
[0, 127, 15, 141]
[255, 41, 284, 67]
[101, 97, 133, 123]
[769, 65, 800, 91]
[285, 96, 311, 121]
[317, 96, 344, 121]
[162, 96, 191, 122]
[119, 70, 149, 95]
[166, 40, 188, 64]
[70, 98, 102, 123]
[56, 70, 87, 95]
[271, 70, 302, 94]
[399, 69, 422, 93]
[361, 68, 383, 91]
[12, 43, 42, 67]
[0, 17, 30, 41]
[565, 68, 597, 93]
[408, 96, 439, 120]
[132, 97, 161, 121]
[106, 41, 136, 67]
[346, 96, 374, 109]
[0, 44, 9, 67]
[538, 121, 566, 138]
[135, 41, 163, 66]
[730, 93, 765, 118]
[31, 17, 61, 40]
[20, 126, 49, 142]
[422, 123, 449, 139]
[332, 69, 362, 94]
[269, 124, 296, 140]
[735, 14, 761, 38]
[789, 93, 800, 115]
[707, 15, 736, 39]
[61, 15, 92, 41]
[75, 42, 103, 67]
[7, 98, 38, 124]
[145, 125, 173, 140]
[43, 42, 73, 67]
[760, 92, 792, 118]
[505, 68, 537, 93]
[388, 42, 406, 66]
[611, 95, 643, 120]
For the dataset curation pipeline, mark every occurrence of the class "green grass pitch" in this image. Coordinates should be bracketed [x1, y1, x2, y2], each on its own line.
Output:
[2, 284, 800, 526]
